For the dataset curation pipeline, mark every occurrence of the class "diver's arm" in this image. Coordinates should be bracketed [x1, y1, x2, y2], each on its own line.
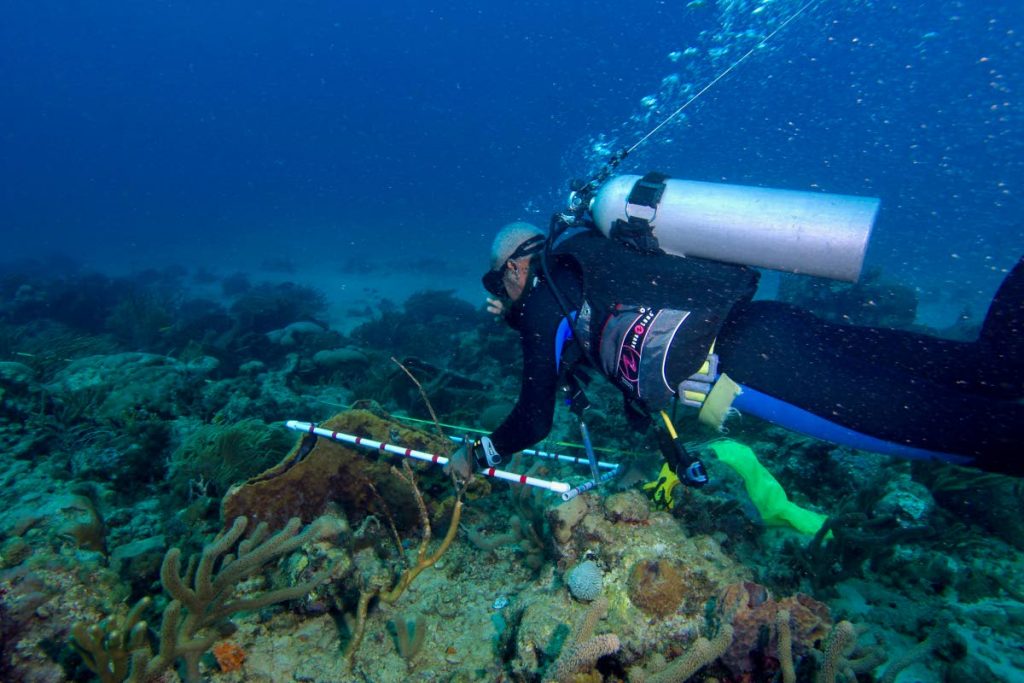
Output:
[487, 317, 560, 456]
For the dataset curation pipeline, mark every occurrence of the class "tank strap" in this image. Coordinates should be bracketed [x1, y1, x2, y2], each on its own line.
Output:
[609, 171, 670, 253]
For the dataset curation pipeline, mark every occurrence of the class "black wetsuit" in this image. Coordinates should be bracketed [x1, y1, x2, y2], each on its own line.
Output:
[489, 232, 759, 451]
[488, 231, 1024, 477]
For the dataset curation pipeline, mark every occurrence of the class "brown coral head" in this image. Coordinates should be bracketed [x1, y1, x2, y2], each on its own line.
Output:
[627, 559, 685, 618]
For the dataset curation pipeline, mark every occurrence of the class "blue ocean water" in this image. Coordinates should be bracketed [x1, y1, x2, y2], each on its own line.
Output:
[2, 0, 1021, 322]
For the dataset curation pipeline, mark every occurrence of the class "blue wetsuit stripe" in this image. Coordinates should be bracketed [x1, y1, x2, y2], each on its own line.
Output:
[732, 384, 975, 465]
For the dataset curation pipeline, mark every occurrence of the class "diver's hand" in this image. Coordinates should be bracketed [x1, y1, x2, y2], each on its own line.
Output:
[643, 463, 681, 509]
[445, 443, 476, 481]
[486, 297, 504, 317]
[444, 436, 501, 481]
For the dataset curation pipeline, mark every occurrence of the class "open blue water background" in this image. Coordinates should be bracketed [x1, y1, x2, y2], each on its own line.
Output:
[2, 0, 1021, 321]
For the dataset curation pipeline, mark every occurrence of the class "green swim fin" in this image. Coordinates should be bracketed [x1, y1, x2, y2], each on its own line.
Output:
[709, 440, 827, 536]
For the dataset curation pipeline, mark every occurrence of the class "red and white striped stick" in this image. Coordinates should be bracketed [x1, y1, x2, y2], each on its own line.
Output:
[285, 421, 571, 494]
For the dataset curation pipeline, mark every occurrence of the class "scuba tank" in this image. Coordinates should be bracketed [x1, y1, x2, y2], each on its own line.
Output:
[589, 173, 880, 282]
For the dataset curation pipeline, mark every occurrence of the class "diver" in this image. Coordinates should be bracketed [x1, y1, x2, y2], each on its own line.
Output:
[447, 219, 1024, 484]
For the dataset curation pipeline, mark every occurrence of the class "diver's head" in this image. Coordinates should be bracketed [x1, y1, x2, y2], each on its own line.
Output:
[482, 222, 545, 301]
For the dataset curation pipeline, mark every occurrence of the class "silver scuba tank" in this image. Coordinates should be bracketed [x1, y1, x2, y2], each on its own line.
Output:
[589, 174, 881, 282]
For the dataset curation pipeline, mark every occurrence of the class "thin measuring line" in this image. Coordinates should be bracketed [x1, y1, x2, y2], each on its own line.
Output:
[626, 0, 823, 156]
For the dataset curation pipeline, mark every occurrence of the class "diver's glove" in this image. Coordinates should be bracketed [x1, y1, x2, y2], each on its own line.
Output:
[643, 457, 708, 509]
[644, 463, 682, 509]
[444, 436, 502, 480]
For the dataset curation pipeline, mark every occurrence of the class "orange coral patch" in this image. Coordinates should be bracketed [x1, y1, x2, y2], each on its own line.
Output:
[212, 641, 246, 673]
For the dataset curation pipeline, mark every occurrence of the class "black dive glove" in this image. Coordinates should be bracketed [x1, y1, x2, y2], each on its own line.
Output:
[445, 436, 502, 480]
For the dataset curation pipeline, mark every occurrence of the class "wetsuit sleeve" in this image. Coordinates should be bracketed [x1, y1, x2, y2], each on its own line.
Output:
[487, 323, 560, 456]
[487, 286, 566, 456]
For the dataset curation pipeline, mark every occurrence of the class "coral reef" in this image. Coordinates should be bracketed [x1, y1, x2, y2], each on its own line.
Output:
[71, 514, 343, 682]
[0, 274, 1021, 683]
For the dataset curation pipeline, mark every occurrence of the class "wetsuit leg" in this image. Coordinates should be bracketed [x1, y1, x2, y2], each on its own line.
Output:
[839, 256, 1024, 399]
[976, 257, 1024, 397]
[714, 299, 1024, 477]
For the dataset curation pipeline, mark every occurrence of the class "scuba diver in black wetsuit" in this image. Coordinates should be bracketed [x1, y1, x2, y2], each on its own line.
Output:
[447, 205, 1024, 485]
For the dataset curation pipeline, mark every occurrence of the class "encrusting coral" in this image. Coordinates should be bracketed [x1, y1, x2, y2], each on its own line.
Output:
[70, 514, 343, 683]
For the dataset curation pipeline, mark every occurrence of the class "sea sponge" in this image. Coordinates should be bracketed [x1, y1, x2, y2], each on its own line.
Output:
[221, 408, 451, 531]
[567, 560, 604, 602]
[716, 581, 832, 677]
[627, 559, 685, 618]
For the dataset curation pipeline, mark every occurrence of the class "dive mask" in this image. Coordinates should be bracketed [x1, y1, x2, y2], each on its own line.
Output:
[481, 234, 546, 298]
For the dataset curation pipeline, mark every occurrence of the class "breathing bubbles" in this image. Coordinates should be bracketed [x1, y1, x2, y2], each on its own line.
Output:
[590, 137, 615, 158]
[669, 47, 700, 62]
[570, 0, 835, 184]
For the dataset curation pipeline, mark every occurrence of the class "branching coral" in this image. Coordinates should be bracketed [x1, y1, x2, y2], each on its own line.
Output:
[777, 609, 796, 683]
[628, 622, 735, 683]
[71, 514, 343, 683]
[546, 596, 620, 683]
[810, 620, 886, 683]
[69, 597, 152, 683]
[343, 460, 463, 665]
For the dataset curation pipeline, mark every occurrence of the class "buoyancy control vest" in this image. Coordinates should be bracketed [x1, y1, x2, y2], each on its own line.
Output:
[551, 231, 760, 412]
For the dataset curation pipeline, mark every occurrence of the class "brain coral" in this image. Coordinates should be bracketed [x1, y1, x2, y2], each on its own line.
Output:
[627, 559, 685, 618]
[567, 560, 604, 602]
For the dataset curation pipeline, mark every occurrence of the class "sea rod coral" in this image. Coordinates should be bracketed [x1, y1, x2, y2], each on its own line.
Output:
[70, 514, 343, 683]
